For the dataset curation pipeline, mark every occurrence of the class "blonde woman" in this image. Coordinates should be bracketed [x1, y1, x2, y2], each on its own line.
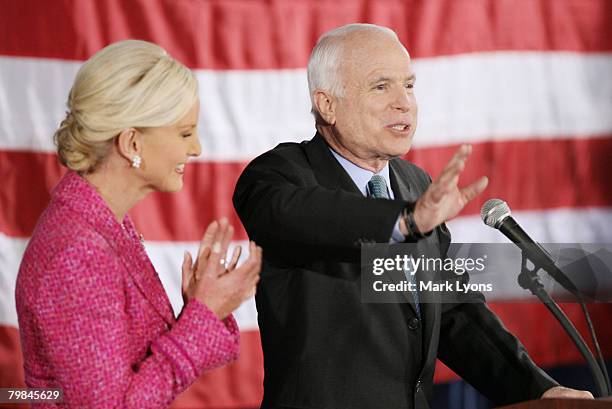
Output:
[15, 40, 261, 408]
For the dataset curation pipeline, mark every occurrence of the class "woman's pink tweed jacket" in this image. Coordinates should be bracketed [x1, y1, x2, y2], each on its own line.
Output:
[15, 171, 240, 408]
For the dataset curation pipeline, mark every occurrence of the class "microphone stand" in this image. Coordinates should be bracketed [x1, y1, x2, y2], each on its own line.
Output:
[516, 253, 609, 397]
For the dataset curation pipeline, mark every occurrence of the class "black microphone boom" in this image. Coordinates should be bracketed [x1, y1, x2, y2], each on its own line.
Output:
[481, 199, 579, 297]
[481, 198, 610, 396]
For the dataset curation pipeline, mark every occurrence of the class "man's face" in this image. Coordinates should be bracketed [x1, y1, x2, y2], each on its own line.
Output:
[332, 32, 417, 161]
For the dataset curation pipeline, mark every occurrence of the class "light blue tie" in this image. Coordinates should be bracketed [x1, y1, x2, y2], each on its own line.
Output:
[367, 174, 389, 199]
[367, 175, 420, 316]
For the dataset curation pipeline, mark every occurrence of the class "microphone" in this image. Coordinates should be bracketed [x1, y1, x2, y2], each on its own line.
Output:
[481, 199, 580, 296]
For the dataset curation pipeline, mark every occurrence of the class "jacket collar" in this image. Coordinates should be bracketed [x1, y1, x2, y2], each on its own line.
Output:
[53, 171, 175, 324]
[305, 132, 413, 198]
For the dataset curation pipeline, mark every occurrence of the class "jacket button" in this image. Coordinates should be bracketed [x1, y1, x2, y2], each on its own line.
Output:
[408, 317, 419, 330]
[415, 380, 421, 393]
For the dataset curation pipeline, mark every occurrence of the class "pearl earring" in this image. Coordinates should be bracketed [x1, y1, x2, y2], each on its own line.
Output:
[131, 155, 142, 168]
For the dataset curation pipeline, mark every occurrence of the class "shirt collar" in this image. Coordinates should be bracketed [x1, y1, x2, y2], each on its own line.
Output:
[328, 147, 394, 198]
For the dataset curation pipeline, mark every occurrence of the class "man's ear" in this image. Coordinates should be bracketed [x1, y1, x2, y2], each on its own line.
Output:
[313, 90, 337, 125]
[116, 128, 142, 163]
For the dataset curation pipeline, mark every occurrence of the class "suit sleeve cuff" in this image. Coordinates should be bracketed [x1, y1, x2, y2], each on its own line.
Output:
[390, 214, 406, 243]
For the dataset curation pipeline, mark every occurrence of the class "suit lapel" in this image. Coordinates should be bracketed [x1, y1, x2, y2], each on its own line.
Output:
[390, 159, 440, 373]
[116, 218, 176, 325]
[389, 161, 422, 315]
[389, 160, 412, 200]
[304, 133, 363, 195]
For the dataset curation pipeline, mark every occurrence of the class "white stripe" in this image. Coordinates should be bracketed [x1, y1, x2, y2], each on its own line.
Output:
[446, 207, 612, 243]
[0, 235, 27, 328]
[414, 52, 612, 146]
[1, 52, 611, 160]
[2, 207, 612, 328]
[0, 236, 258, 330]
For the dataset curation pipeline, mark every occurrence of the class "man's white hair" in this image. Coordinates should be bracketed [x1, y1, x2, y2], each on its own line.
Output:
[307, 23, 401, 112]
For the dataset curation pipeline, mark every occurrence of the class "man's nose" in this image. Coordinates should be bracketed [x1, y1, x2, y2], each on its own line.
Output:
[391, 86, 413, 112]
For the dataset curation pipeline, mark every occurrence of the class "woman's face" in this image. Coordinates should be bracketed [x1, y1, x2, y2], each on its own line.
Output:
[138, 100, 201, 192]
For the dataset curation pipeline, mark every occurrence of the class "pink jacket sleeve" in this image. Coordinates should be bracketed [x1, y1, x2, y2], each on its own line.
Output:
[31, 246, 239, 408]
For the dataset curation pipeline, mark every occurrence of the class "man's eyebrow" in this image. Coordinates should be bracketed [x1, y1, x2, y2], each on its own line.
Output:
[177, 124, 197, 130]
[369, 76, 391, 84]
[369, 74, 416, 84]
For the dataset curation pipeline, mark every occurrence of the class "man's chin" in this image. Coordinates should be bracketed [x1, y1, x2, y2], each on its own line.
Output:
[386, 142, 413, 158]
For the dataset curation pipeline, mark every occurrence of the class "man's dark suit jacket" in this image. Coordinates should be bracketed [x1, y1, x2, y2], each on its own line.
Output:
[233, 133, 557, 409]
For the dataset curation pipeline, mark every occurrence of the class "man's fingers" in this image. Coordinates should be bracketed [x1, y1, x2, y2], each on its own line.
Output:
[429, 144, 477, 204]
[460, 176, 489, 202]
[435, 168, 461, 196]
[428, 181, 451, 204]
[441, 144, 470, 171]
[444, 144, 470, 170]
[437, 146, 469, 186]
[541, 386, 594, 400]
[455, 143, 471, 158]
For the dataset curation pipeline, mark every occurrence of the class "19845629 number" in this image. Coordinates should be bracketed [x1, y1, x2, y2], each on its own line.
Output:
[0, 388, 63, 403]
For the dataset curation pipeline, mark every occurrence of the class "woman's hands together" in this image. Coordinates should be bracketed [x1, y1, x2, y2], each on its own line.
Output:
[181, 218, 262, 320]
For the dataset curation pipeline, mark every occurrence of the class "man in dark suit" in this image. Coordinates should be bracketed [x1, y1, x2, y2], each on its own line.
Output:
[233, 24, 593, 409]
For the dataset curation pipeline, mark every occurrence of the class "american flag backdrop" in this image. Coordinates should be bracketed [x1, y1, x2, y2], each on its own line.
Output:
[1, 0, 611, 407]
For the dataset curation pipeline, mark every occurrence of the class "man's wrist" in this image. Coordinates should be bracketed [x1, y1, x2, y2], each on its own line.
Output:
[402, 204, 429, 240]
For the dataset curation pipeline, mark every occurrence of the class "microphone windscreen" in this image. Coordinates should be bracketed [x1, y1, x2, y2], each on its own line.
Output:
[481, 199, 511, 228]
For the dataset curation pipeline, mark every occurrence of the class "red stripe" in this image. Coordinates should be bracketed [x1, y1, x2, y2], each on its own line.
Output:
[488, 303, 612, 369]
[405, 136, 612, 216]
[0, 152, 66, 239]
[0, 153, 250, 241]
[0, 325, 24, 390]
[433, 302, 612, 382]
[0, 0, 610, 69]
[1, 136, 611, 240]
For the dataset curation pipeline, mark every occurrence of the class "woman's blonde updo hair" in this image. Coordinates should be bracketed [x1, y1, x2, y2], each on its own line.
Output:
[54, 39, 198, 173]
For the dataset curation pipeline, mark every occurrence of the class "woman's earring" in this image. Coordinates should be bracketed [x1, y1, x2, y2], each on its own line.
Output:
[131, 155, 142, 169]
